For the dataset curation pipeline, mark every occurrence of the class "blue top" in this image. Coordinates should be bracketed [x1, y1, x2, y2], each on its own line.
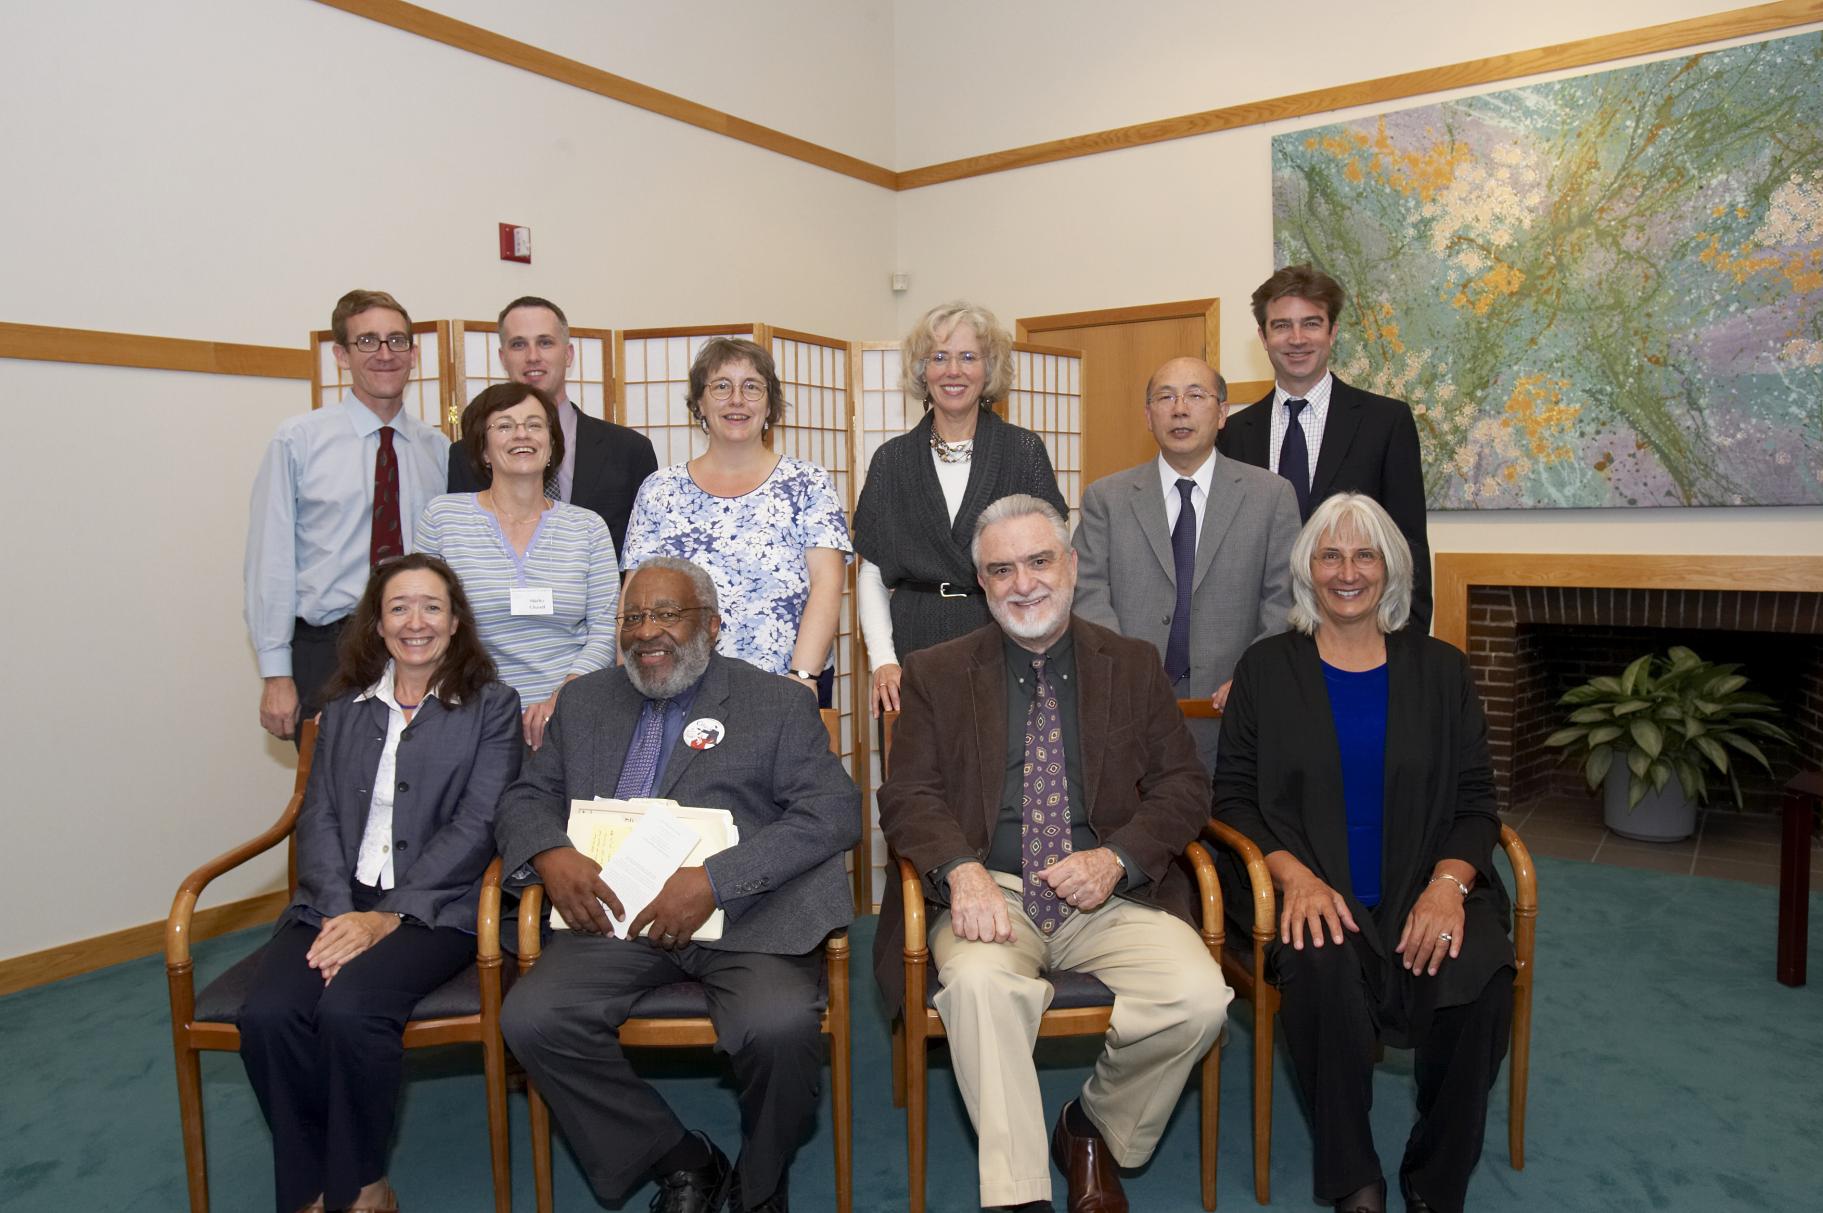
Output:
[414, 494, 620, 703]
[1322, 660, 1389, 908]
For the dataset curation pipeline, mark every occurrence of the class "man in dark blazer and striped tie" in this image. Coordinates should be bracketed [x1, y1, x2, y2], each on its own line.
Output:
[1217, 265, 1433, 630]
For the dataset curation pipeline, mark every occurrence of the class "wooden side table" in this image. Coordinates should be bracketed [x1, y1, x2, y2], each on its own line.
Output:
[1778, 771, 1822, 987]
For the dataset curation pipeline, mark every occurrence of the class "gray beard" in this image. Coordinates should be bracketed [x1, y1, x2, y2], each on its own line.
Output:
[623, 628, 714, 699]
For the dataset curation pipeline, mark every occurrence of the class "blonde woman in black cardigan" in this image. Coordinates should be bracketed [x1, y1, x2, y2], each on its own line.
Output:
[1213, 493, 1512, 1213]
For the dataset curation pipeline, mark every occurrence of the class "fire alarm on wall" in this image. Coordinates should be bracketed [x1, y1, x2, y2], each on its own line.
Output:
[498, 223, 531, 264]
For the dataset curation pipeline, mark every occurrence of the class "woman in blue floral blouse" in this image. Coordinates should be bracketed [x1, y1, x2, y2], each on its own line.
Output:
[622, 337, 852, 706]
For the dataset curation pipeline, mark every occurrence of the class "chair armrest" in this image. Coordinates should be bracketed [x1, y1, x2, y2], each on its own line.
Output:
[475, 857, 504, 963]
[164, 724, 317, 971]
[1498, 825, 1536, 914]
[1499, 825, 1538, 979]
[1175, 698, 1224, 720]
[895, 854, 927, 961]
[1202, 818, 1277, 943]
[1180, 841, 1225, 951]
[517, 884, 545, 970]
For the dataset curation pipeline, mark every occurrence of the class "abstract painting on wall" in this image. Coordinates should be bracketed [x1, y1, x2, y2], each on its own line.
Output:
[1271, 31, 1823, 508]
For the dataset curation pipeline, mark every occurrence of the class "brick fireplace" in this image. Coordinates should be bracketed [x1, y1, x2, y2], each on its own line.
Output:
[1434, 555, 1823, 814]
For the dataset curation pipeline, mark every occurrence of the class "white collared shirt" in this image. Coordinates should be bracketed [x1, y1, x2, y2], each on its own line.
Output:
[1266, 371, 1334, 488]
[353, 661, 440, 889]
[1155, 449, 1219, 539]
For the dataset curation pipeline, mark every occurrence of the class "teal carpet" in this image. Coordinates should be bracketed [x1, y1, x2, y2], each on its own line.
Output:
[5, 855, 1821, 1211]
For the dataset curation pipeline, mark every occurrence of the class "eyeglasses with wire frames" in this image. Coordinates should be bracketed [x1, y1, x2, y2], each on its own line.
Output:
[1147, 387, 1223, 408]
[706, 378, 768, 403]
[1314, 546, 1383, 570]
[344, 332, 415, 354]
[618, 606, 714, 629]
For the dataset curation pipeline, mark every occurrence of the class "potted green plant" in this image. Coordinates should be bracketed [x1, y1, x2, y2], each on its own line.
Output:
[1544, 646, 1793, 842]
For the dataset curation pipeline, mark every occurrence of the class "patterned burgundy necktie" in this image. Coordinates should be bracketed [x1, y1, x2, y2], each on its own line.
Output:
[370, 425, 403, 569]
[1021, 657, 1075, 935]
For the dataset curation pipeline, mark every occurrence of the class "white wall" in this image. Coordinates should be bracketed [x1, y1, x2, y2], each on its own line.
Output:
[890, 1, 1823, 555]
[428, 0, 899, 165]
[0, 0, 899, 346]
[0, 0, 899, 959]
[0, 361, 304, 942]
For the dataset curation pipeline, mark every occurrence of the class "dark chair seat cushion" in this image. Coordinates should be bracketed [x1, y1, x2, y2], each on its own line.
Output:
[195, 943, 505, 1026]
[923, 967, 1114, 1011]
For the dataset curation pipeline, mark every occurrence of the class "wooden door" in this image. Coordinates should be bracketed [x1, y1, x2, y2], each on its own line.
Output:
[1017, 300, 1220, 489]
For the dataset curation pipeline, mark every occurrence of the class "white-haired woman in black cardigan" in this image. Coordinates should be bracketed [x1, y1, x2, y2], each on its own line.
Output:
[1214, 493, 1513, 1213]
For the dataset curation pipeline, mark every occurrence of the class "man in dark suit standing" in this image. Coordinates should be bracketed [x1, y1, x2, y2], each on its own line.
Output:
[1217, 265, 1432, 629]
[1074, 356, 1300, 772]
[498, 556, 858, 1213]
[450, 296, 657, 556]
[878, 495, 1229, 1213]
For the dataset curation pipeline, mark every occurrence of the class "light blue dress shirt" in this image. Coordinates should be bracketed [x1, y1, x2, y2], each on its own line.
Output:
[244, 391, 450, 678]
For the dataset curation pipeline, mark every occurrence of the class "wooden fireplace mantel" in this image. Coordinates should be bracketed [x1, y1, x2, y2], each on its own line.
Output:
[1433, 553, 1823, 651]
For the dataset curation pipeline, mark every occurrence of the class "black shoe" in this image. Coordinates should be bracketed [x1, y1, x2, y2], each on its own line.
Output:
[1398, 1171, 1436, 1213]
[726, 1166, 789, 1212]
[649, 1133, 731, 1213]
[1334, 1177, 1387, 1213]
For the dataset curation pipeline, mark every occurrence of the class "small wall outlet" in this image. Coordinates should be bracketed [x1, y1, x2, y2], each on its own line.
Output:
[499, 223, 531, 263]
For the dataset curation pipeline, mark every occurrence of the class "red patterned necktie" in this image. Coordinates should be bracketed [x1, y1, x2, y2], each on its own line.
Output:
[370, 425, 403, 568]
[1021, 657, 1074, 935]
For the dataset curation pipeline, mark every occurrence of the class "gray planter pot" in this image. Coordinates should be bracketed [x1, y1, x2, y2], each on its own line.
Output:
[1603, 769, 1698, 842]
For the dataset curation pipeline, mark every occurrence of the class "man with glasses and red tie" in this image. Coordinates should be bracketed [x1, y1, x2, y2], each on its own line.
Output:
[245, 289, 451, 742]
[1073, 355, 1300, 774]
[1217, 265, 1433, 630]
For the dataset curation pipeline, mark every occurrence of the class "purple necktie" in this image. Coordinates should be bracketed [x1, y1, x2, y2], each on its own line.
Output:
[369, 426, 403, 568]
[1021, 657, 1074, 935]
[1278, 399, 1312, 520]
[1164, 477, 1196, 683]
[615, 699, 667, 799]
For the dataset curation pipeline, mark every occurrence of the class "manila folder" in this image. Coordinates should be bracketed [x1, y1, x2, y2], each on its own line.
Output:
[550, 797, 739, 940]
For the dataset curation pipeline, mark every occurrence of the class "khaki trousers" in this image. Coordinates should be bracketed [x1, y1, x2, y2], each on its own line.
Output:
[930, 874, 1231, 1207]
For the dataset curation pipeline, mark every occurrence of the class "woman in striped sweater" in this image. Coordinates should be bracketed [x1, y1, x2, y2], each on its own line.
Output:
[415, 382, 620, 749]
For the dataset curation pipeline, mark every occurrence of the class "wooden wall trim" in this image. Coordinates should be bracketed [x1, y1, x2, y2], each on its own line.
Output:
[311, 0, 897, 190]
[896, 2, 1823, 188]
[1432, 552, 1823, 651]
[0, 321, 309, 380]
[0, 890, 287, 998]
[312, 2, 1816, 192]
[1019, 299, 1219, 332]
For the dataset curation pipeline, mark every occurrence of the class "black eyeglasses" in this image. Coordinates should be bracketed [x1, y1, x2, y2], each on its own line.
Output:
[618, 606, 713, 628]
[346, 333, 415, 354]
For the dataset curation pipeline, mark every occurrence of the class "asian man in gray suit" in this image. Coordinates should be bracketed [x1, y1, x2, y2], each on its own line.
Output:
[1073, 356, 1299, 772]
[497, 557, 858, 1213]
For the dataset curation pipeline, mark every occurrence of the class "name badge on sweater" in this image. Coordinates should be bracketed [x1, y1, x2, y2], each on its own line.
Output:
[510, 587, 555, 616]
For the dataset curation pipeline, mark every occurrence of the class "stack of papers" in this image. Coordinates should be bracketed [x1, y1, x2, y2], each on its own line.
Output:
[552, 797, 739, 940]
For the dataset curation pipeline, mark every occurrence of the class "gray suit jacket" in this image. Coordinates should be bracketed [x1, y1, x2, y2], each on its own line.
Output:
[1073, 454, 1299, 771]
[288, 680, 524, 933]
[495, 653, 859, 955]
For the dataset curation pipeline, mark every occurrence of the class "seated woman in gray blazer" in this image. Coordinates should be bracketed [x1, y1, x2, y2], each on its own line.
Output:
[237, 553, 521, 1213]
[1214, 494, 1513, 1213]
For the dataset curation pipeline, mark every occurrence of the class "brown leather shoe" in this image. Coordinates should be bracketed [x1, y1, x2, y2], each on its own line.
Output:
[1049, 1101, 1127, 1213]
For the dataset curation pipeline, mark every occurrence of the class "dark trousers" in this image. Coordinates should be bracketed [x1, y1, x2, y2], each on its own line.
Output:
[1273, 933, 1513, 1213]
[238, 886, 475, 1212]
[501, 932, 825, 1206]
[291, 616, 349, 748]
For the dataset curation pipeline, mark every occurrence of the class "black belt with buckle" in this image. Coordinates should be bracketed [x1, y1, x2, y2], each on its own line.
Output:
[896, 579, 979, 599]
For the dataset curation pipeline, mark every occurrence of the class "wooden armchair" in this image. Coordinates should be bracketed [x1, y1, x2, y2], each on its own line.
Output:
[880, 710, 1226, 1213]
[165, 720, 513, 1213]
[517, 708, 853, 1213]
[1202, 818, 1538, 1204]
